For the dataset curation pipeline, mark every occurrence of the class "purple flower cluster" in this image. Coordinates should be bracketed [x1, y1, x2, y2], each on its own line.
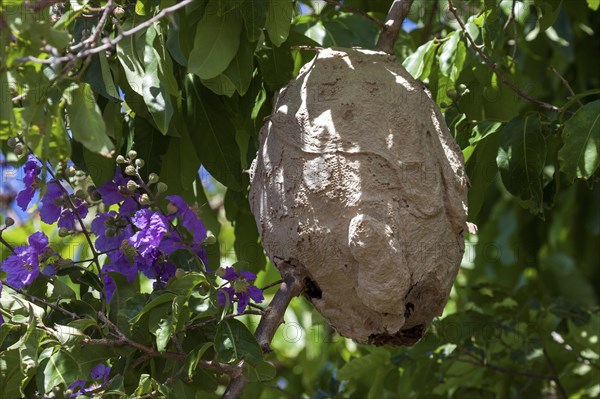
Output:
[0, 232, 55, 289]
[217, 267, 264, 313]
[91, 170, 210, 300]
[2, 159, 264, 314]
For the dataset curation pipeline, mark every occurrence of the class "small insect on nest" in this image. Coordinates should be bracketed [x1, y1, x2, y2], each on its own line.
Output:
[249, 48, 468, 345]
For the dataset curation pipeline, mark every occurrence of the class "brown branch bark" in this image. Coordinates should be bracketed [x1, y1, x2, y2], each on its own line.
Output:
[376, 0, 415, 54]
[222, 258, 307, 399]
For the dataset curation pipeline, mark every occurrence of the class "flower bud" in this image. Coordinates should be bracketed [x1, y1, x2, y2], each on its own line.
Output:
[135, 158, 145, 168]
[215, 267, 226, 277]
[139, 193, 151, 205]
[157, 182, 168, 194]
[203, 233, 217, 246]
[75, 189, 86, 199]
[13, 143, 24, 155]
[58, 227, 70, 237]
[148, 173, 159, 184]
[116, 155, 126, 164]
[90, 190, 102, 202]
[4, 217, 14, 227]
[125, 165, 136, 176]
[128, 150, 137, 160]
[7, 137, 17, 148]
[126, 180, 138, 191]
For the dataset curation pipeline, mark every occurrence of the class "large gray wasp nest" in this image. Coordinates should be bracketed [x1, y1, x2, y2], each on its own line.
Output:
[249, 48, 468, 345]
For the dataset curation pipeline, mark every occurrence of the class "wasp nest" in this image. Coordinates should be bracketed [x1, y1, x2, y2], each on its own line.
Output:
[249, 48, 468, 345]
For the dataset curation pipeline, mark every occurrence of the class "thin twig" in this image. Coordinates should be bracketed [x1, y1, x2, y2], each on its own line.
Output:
[550, 66, 583, 107]
[503, 0, 516, 31]
[0, 234, 15, 252]
[457, 354, 551, 380]
[543, 347, 568, 399]
[376, 0, 416, 54]
[3, 281, 80, 320]
[17, 0, 192, 66]
[322, 0, 384, 29]
[447, 0, 561, 113]
[261, 279, 283, 291]
[422, 0, 439, 42]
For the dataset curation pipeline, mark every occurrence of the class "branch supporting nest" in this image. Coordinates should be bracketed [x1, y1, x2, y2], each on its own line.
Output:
[223, 258, 307, 399]
[376, 0, 416, 54]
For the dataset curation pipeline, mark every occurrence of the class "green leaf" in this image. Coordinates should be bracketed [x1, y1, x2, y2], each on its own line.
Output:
[402, 40, 437, 80]
[497, 114, 547, 214]
[82, 146, 115, 187]
[587, 0, 600, 10]
[466, 131, 500, 222]
[558, 100, 600, 181]
[265, 0, 292, 46]
[142, 25, 174, 133]
[224, 34, 257, 96]
[241, 0, 267, 42]
[64, 83, 114, 156]
[337, 349, 390, 380]
[43, 350, 80, 393]
[188, 10, 242, 80]
[214, 0, 244, 15]
[184, 77, 243, 190]
[215, 319, 262, 364]
[131, 293, 177, 323]
[0, 349, 25, 398]
[243, 360, 276, 382]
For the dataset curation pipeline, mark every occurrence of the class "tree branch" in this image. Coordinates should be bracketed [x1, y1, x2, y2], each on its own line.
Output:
[223, 258, 307, 399]
[322, 0, 384, 29]
[543, 347, 568, 399]
[376, 0, 415, 54]
[447, 0, 561, 113]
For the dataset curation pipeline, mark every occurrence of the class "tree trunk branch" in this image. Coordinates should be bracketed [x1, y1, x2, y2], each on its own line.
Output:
[376, 0, 415, 54]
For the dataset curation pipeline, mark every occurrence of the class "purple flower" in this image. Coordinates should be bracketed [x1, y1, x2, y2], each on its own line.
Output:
[97, 168, 138, 214]
[39, 181, 88, 230]
[90, 363, 110, 383]
[15, 156, 40, 211]
[217, 267, 264, 313]
[166, 196, 207, 242]
[129, 209, 168, 258]
[0, 281, 3, 326]
[1, 232, 54, 289]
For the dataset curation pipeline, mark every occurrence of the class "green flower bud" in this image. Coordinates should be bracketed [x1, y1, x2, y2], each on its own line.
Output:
[203, 233, 217, 246]
[157, 182, 168, 194]
[75, 189, 86, 199]
[5, 217, 15, 227]
[125, 165, 136, 176]
[128, 150, 137, 160]
[126, 180, 138, 191]
[446, 88, 458, 99]
[215, 267, 226, 277]
[139, 193, 151, 205]
[148, 173, 159, 184]
[58, 227, 70, 237]
[135, 158, 145, 168]
[7, 137, 17, 148]
[116, 155, 126, 164]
